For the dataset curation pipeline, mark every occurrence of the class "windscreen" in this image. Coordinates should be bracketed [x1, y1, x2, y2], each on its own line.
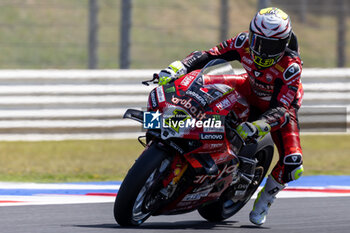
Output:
[187, 59, 235, 106]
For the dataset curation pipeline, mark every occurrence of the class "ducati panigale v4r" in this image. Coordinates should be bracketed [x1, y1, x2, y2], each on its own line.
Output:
[114, 59, 274, 226]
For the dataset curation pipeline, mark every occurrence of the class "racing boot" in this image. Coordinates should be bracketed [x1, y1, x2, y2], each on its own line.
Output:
[249, 175, 285, 225]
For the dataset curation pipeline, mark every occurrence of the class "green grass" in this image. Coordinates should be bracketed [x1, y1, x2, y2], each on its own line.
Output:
[300, 134, 350, 175]
[0, 140, 143, 182]
[268, 134, 350, 176]
[0, 135, 349, 183]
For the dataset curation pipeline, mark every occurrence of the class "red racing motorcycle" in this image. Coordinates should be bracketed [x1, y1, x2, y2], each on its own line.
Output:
[114, 59, 274, 226]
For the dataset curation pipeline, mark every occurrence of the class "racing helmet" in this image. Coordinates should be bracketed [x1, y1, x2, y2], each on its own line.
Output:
[249, 7, 292, 69]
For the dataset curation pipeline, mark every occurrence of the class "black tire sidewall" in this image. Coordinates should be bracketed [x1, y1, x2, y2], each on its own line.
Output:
[114, 143, 169, 226]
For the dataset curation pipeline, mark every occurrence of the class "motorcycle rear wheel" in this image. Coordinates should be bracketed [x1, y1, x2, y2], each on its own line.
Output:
[198, 145, 273, 222]
[113, 142, 170, 226]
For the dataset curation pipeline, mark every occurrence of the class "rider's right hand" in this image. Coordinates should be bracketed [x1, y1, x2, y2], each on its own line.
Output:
[158, 68, 176, 86]
[158, 61, 187, 86]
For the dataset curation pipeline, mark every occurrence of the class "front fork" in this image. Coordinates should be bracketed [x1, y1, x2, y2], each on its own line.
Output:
[159, 155, 189, 199]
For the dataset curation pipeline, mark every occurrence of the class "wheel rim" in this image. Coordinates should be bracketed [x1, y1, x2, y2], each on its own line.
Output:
[131, 169, 156, 222]
[131, 158, 170, 223]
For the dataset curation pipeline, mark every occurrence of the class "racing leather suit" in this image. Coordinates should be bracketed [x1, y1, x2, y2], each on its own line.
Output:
[180, 32, 304, 184]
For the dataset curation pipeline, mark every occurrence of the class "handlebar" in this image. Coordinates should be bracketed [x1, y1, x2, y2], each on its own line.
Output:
[142, 73, 159, 86]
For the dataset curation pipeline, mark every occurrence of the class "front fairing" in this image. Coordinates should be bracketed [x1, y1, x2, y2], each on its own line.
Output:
[142, 61, 252, 216]
[146, 59, 247, 156]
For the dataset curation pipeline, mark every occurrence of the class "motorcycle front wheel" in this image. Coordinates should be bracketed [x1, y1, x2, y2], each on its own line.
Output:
[113, 142, 170, 226]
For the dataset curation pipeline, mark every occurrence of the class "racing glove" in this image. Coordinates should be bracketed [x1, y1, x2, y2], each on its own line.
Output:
[236, 120, 271, 141]
[158, 61, 187, 86]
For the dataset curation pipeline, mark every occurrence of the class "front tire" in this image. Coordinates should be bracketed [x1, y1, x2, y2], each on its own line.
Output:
[114, 143, 170, 226]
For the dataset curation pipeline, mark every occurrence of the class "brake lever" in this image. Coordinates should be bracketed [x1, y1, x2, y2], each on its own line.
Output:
[142, 73, 159, 86]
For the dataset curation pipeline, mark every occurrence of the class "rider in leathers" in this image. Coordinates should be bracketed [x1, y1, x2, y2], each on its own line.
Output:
[157, 7, 304, 225]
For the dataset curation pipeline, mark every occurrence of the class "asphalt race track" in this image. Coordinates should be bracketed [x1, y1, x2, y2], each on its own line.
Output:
[1, 197, 350, 233]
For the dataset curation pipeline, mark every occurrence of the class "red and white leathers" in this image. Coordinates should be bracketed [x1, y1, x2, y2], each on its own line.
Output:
[181, 32, 304, 184]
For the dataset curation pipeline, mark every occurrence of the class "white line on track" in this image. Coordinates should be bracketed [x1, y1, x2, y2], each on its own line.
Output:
[0, 182, 120, 190]
[1, 183, 350, 206]
[0, 195, 116, 206]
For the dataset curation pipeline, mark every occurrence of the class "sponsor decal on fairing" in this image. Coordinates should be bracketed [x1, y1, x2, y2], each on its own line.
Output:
[150, 89, 158, 108]
[171, 95, 207, 120]
[193, 164, 237, 184]
[216, 98, 231, 111]
[180, 74, 196, 87]
[185, 90, 207, 106]
[199, 133, 224, 140]
[182, 189, 212, 201]
[156, 86, 166, 103]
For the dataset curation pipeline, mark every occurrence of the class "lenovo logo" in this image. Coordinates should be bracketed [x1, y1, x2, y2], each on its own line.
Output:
[200, 133, 224, 140]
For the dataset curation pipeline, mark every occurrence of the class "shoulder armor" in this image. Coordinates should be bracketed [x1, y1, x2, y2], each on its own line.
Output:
[283, 63, 301, 81]
[234, 32, 248, 49]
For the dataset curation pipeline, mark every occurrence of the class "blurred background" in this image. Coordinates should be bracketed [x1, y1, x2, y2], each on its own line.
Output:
[0, 0, 346, 141]
[0, 0, 348, 181]
[0, 0, 348, 69]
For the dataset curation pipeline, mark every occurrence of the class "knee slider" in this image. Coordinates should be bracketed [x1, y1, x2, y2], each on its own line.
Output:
[284, 153, 303, 181]
[291, 165, 304, 181]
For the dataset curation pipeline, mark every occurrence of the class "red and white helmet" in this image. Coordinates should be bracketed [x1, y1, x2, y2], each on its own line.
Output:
[249, 7, 292, 69]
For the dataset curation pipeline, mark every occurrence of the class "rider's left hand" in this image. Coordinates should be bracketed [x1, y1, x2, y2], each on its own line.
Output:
[236, 120, 271, 141]
[252, 120, 271, 137]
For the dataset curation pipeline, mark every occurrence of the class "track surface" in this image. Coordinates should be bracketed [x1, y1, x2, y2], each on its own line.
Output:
[1, 197, 350, 233]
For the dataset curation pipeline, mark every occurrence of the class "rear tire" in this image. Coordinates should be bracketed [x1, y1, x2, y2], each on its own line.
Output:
[198, 146, 273, 222]
[114, 143, 170, 226]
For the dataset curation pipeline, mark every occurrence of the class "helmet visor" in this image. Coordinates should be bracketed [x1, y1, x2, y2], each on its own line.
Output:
[249, 33, 289, 57]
